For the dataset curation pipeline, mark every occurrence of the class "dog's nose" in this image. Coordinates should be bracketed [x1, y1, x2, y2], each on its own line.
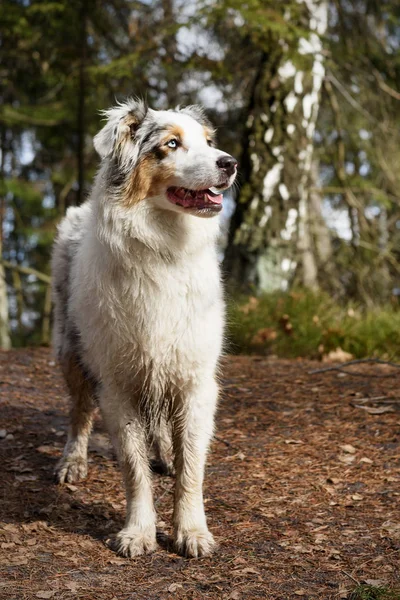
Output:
[216, 155, 238, 176]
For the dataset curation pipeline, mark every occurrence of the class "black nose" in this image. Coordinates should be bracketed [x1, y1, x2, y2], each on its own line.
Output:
[216, 155, 238, 176]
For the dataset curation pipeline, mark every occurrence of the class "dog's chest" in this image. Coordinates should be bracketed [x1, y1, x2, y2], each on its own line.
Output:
[96, 250, 224, 383]
[130, 256, 221, 343]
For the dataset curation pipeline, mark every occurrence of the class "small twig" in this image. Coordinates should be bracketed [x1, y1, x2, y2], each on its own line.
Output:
[309, 358, 400, 377]
[154, 483, 173, 506]
[327, 71, 381, 127]
[214, 435, 234, 448]
[214, 435, 243, 453]
[352, 396, 400, 404]
[342, 570, 360, 586]
[1, 259, 51, 284]
[372, 68, 400, 101]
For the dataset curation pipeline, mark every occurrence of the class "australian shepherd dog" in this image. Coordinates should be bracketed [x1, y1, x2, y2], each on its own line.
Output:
[51, 99, 237, 558]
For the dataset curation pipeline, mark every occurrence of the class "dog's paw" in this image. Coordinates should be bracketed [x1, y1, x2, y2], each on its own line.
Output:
[55, 455, 88, 484]
[106, 528, 157, 558]
[174, 527, 216, 558]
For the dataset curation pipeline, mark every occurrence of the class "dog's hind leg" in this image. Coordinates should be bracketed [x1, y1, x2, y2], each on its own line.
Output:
[101, 388, 157, 557]
[150, 415, 175, 476]
[55, 353, 96, 484]
[172, 378, 218, 558]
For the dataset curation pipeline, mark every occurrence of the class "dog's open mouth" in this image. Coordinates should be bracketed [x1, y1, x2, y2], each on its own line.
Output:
[167, 187, 223, 212]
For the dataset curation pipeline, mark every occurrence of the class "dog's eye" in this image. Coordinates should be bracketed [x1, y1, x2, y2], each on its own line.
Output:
[207, 139, 214, 147]
[166, 139, 178, 149]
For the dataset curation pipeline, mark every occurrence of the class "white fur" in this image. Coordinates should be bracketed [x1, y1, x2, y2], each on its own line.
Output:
[52, 103, 236, 558]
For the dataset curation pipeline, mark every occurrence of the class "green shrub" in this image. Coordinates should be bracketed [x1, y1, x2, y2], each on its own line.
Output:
[348, 584, 400, 600]
[226, 289, 400, 360]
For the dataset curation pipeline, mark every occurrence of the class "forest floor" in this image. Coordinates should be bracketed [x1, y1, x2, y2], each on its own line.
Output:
[0, 349, 399, 600]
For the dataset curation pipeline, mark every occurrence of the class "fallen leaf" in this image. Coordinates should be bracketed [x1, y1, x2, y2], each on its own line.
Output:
[292, 544, 312, 554]
[355, 405, 395, 414]
[294, 590, 306, 596]
[360, 457, 373, 464]
[36, 593, 55, 599]
[66, 484, 78, 492]
[338, 454, 355, 464]
[26, 538, 37, 546]
[340, 444, 356, 454]
[22, 522, 49, 533]
[224, 452, 245, 461]
[322, 347, 354, 363]
[15, 474, 38, 482]
[239, 567, 260, 574]
[326, 477, 341, 485]
[168, 583, 183, 592]
[352, 493, 363, 501]
[381, 521, 400, 539]
[9, 557, 28, 565]
[36, 445, 57, 455]
[363, 579, 386, 587]
[228, 592, 241, 600]
[233, 557, 247, 565]
[3, 524, 19, 533]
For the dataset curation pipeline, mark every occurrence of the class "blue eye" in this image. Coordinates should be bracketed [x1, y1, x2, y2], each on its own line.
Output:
[167, 139, 178, 148]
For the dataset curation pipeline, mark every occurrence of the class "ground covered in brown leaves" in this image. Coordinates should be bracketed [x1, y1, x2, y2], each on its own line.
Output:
[0, 349, 399, 600]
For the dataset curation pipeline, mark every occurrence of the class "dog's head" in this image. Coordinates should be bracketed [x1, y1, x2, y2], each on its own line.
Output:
[94, 99, 237, 218]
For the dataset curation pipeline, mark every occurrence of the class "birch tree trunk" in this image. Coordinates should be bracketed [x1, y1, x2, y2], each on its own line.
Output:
[0, 128, 11, 350]
[224, 1, 328, 292]
[0, 267, 11, 350]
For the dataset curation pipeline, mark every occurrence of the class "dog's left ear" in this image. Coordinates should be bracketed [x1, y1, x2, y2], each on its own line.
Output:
[94, 99, 147, 159]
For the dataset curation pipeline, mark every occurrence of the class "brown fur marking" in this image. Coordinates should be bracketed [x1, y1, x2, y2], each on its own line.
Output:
[61, 353, 96, 439]
[122, 156, 176, 207]
[203, 126, 216, 145]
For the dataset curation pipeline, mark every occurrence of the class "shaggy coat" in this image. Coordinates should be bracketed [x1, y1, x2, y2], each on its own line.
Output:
[52, 99, 237, 558]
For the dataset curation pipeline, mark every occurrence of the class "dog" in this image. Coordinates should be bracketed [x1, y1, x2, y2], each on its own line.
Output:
[51, 98, 237, 558]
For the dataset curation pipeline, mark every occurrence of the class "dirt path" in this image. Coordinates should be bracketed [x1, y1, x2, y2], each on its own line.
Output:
[0, 349, 399, 599]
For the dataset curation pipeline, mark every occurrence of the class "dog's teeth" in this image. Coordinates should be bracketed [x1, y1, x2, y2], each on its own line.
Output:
[209, 187, 220, 195]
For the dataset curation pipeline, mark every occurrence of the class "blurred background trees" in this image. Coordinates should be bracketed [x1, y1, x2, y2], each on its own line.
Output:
[0, 0, 399, 353]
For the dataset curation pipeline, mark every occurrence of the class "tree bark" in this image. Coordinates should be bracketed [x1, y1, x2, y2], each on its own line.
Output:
[0, 127, 11, 349]
[76, 0, 87, 206]
[224, 1, 328, 293]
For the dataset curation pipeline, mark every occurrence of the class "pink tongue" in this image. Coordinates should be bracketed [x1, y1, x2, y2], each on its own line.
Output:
[205, 191, 223, 204]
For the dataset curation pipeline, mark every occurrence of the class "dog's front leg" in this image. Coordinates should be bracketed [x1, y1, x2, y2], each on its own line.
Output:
[101, 389, 157, 558]
[173, 378, 218, 558]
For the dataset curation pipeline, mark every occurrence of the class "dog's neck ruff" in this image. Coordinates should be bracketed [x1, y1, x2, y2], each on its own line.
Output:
[93, 169, 220, 265]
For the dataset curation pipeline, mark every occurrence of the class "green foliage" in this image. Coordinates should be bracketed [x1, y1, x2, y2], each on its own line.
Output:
[4, 178, 43, 208]
[348, 584, 400, 600]
[227, 289, 400, 360]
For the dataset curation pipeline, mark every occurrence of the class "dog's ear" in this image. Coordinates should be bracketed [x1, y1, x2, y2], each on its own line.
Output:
[93, 99, 147, 159]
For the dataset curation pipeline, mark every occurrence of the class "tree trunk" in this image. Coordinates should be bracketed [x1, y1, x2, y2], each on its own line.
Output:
[161, 0, 181, 107]
[76, 0, 87, 206]
[224, 1, 328, 293]
[0, 128, 11, 349]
